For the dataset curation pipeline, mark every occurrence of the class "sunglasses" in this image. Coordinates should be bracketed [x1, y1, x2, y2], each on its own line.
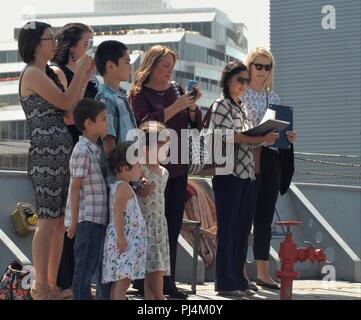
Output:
[251, 63, 273, 71]
[237, 77, 251, 85]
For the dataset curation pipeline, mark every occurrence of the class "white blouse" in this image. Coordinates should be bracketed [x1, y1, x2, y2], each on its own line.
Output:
[241, 88, 280, 127]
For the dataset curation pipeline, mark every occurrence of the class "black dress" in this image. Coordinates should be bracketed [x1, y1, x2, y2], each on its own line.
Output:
[19, 71, 73, 219]
[51, 63, 99, 144]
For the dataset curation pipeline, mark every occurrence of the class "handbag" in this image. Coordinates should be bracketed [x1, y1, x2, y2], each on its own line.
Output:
[170, 82, 225, 175]
[0, 261, 33, 300]
[11, 202, 38, 237]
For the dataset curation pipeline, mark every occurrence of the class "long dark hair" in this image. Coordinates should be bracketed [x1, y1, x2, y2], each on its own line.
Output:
[52, 23, 93, 66]
[18, 21, 64, 91]
[220, 60, 248, 105]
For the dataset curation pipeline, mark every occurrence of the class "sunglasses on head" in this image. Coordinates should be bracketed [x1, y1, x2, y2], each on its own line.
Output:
[236, 77, 251, 85]
[251, 63, 273, 71]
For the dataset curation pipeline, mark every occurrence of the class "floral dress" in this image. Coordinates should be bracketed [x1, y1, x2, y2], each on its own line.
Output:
[137, 165, 170, 274]
[102, 180, 147, 283]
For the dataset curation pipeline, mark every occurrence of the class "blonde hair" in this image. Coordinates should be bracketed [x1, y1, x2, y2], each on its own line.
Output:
[129, 45, 177, 96]
[245, 47, 275, 91]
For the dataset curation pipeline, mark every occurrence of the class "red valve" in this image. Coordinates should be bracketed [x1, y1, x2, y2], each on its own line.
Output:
[275, 220, 327, 300]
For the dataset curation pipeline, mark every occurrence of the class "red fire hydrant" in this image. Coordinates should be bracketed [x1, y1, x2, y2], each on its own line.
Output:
[275, 221, 327, 300]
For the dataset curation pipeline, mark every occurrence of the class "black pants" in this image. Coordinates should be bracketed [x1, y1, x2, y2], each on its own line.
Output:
[56, 125, 80, 290]
[133, 173, 188, 292]
[253, 148, 282, 261]
[57, 234, 74, 290]
[212, 175, 255, 291]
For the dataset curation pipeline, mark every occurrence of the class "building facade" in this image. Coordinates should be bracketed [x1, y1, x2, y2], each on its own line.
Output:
[270, 0, 361, 156]
[0, 4, 247, 141]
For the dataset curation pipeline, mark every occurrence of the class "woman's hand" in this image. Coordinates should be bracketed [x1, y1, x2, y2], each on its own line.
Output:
[117, 236, 128, 254]
[138, 180, 155, 198]
[175, 92, 196, 112]
[83, 60, 96, 86]
[188, 84, 202, 111]
[263, 131, 280, 145]
[76, 54, 92, 75]
[286, 131, 297, 144]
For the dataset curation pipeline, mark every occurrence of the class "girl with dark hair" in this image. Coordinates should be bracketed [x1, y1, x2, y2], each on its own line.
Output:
[51, 22, 98, 144]
[209, 61, 279, 297]
[50, 22, 98, 296]
[18, 21, 91, 299]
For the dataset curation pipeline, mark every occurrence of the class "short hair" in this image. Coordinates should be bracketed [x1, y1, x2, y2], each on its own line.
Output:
[73, 98, 106, 132]
[108, 142, 134, 175]
[95, 40, 128, 76]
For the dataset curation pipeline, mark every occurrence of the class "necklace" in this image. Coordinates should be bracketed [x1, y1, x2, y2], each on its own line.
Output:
[157, 91, 165, 96]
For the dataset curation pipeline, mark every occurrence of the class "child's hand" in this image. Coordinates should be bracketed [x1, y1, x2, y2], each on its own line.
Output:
[66, 223, 77, 239]
[117, 236, 128, 254]
[139, 181, 155, 198]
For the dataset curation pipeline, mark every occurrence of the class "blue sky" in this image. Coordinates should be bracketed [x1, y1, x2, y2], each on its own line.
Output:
[0, 0, 270, 50]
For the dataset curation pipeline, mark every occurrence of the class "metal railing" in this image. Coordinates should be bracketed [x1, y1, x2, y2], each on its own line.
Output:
[294, 152, 361, 187]
[1, 140, 360, 186]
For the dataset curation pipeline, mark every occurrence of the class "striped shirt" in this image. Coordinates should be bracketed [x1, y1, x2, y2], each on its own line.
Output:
[209, 96, 255, 181]
[65, 136, 108, 227]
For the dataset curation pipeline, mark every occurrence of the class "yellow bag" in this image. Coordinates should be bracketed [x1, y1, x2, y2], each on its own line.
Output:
[11, 202, 38, 237]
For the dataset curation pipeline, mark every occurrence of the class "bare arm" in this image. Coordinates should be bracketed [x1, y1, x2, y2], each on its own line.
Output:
[21, 56, 91, 111]
[114, 183, 133, 253]
[66, 177, 83, 239]
[234, 131, 279, 145]
[103, 135, 116, 157]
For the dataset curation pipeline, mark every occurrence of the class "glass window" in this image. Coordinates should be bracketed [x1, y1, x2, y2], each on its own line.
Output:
[9, 121, 17, 140]
[0, 122, 9, 140]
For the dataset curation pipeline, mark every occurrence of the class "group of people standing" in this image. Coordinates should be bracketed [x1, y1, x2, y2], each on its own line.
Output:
[17, 20, 296, 300]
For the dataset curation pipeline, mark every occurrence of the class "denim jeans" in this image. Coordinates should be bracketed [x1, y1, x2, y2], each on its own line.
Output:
[72, 221, 106, 300]
[95, 227, 111, 300]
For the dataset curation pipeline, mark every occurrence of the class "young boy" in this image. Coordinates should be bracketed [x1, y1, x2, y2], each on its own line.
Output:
[64, 98, 108, 300]
[94, 40, 153, 300]
[95, 40, 138, 181]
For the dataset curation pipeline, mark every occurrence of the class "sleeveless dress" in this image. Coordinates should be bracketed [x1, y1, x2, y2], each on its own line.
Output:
[137, 165, 170, 274]
[102, 180, 147, 283]
[19, 70, 73, 219]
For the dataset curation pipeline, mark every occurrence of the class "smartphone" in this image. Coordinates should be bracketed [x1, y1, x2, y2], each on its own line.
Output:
[85, 39, 94, 57]
[187, 80, 198, 96]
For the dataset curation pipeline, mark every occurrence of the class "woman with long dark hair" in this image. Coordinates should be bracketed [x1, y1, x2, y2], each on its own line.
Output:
[50, 22, 98, 295]
[18, 21, 91, 299]
[51, 22, 98, 144]
[209, 61, 278, 297]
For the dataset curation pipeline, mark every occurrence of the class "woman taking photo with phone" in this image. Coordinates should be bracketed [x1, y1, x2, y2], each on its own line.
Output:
[242, 47, 296, 290]
[129, 45, 202, 298]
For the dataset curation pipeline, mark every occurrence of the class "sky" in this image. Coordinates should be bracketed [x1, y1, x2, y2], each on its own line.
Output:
[0, 0, 270, 50]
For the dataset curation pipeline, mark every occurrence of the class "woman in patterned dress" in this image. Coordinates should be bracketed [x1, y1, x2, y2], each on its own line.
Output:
[102, 144, 147, 300]
[18, 21, 91, 299]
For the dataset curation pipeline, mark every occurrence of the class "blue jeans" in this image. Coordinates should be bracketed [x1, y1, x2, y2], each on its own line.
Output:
[95, 227, 112, 300]
[72, 221, 106, 300]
